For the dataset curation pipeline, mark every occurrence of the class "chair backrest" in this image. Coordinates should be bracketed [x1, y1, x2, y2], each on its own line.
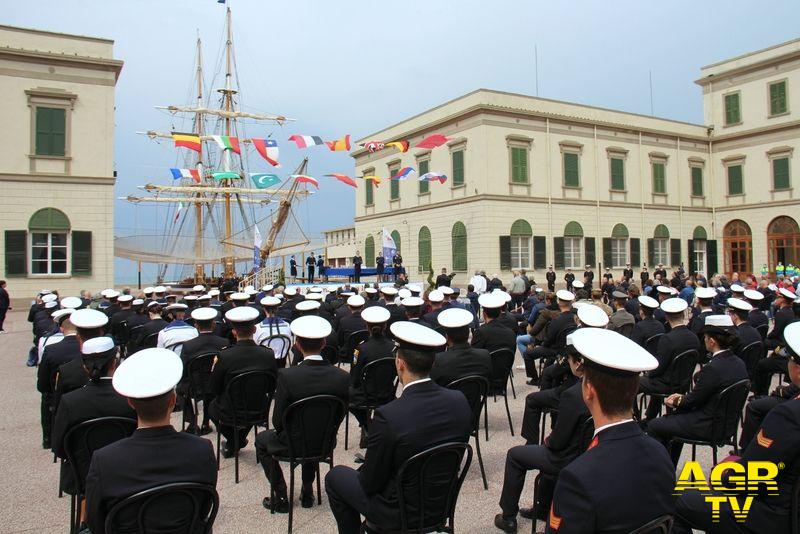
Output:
[104, 482, 219, 534]
[320, 345, 339, 365]
[261, 334, 292, 361]
[628, 514, 674, 534]
[139, 331, 160, 350]
[446, 375, 489, 430]
[186, 353, 217, 398]
[644, 333, 664, 356]
[738, 341, 765, 378]
[116, 320, 130, 345]
[63, 416, 138, 495]
[755, 323, 768, 340]
[396, 442, 473, 533]
[127, 325, 144, 353]
[165, 341, 186, 357]
[224, 370, 276, 428]
[282, 395, 347, 462]
[667, 349, 699, 393]
[360, 357, 398, 408]
[578, 416, 595, 452]
[554, 324, 578, 352]
[617, 322, 635, 338]
[709, 379, 750, 444]
[346, 329, 370, 353]
[489, 349, 515, 392]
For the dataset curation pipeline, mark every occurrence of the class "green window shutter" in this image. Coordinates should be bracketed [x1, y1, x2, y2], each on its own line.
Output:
[602, 237, 613, 269]
[630, 238, 641, 267]
[652, 163, 666, 194]
[364, 236, 375, 267]
[35, 107, 66, 156]
[770, 82, 787, 116]
[610, 158, 625, 190]
[418, 160, 429, 194]
[71, 230, 92, 276]
[725, 93, 741, 125]
[585, 237, 596, 267]
[451, 222, 467, 271]
[670, 238, 681, 267]
[452, 150, 465, 186]
[499, 236, 511, 270]
[688, 239, 697, 275]
[563, 153, 580, 187]
[728, 165, 743, 195]
[418, 226, 431, 273]
[647, 239, 655, 267]
[533, 236, 546, 269]
[773, 158, 790, 190]
[511, 147, 528, 184]
[707, 240, 718, 276]
[4, 230, 27, 277]
[365, 179, 373, 205]
[553, 237, 565, 269]
[390, 168, 400, 200]
[691, 167, 703, 196]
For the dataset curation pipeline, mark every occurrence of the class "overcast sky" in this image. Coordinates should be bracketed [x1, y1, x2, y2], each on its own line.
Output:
[4, 0, 799, 283]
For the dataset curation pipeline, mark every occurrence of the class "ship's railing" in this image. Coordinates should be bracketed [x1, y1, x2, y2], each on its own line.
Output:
[239, 264, 282, 291]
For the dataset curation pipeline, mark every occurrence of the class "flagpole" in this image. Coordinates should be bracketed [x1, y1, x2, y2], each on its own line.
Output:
[194, 34, 206, 283]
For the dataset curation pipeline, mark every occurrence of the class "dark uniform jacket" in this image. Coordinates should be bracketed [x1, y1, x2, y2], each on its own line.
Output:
[734, 322, 763, 367]
[688, 308, 715, 339]
[547, 421, 675, 534]
[38, 335, 80, 394]
[134, 318, 167, 350]
[338, 311, 367, 348]
[422, 307, 445, 329]
[383, 303, 406, 326]
[630, 317, 665, 347]
[430, 343, 492, 387]
[748, 308, 769, 336]
[768, 306, 797, 349]
[109, 309, 134, 345]
[54, 357, 90, 407]
[51, 379, 136, 493]
[209, 340, 277, 419]
[351, 336, 396, 389]
[356, 380, 471, 529]
[544, 380, 591, 467]
[181, 332, 229, 366]
[650, 325, 702, 384]
[541, 310, 577, 353]
[495, 312, 519, 333]
[471, 319, 516, 354]
[85, 426, 218, 534]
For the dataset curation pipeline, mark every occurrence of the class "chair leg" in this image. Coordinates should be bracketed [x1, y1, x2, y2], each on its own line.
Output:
[691, 444, 696, 462]
[69, 494, 76, 534]
[344, 411, 349, 450]
[712, 445, 718, 466]
[216, 431, 221, 469]
[509, 371, 517, 400]
[288, 463, 295, 533]
[474, 433, 487, 490]
[539, 412, 546, 445]
[254, 425, 259, 465]
[484, 398, 489, 442]
[504, 392, 515, 436]
[74, 495, 83, 534]
[270, 465, 275, 514]
[234, 431, 240, 484]
[317, 463, 322, 505]
[531, 474, 541, 534]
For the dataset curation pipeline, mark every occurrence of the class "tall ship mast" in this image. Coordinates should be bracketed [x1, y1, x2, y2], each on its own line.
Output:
[115, 6, 311, 285]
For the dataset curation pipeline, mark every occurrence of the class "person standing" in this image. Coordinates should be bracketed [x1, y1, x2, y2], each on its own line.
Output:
[317, 254, 327, 283]
[623, 263, 634, 281]
[0, 280, 9, 333]
[392, 251, 403, 282]
[289, 255, 298, 283]
[563, 269, 575, 290]
[376, 252, 385, 283]
[306, 253, 316, 284]
[436, 268, 453, 288]
[353, 251, 363, 283]
[640, 263, 650, 287]
[583, 264, 595, 290]
[546, 267, 556, 292]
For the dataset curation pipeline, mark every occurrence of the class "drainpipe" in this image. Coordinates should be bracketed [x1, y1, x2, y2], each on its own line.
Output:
[677, 137, 684, 269]
[546, 118, 553, 267]
[639, 131, 645, 263]
[593, 125, 601, 271]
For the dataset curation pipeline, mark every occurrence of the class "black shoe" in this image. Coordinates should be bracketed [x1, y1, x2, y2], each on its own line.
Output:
[42, 439, 51, 450]
[359, 428, 368, 449]
[262, 495, 289, 513]
[301, 485, 314, 508]
[184, 424, 199, 435]
[493, 513, 518, 533]
[221, 438, 249, 458]
[526, 378, 539, 386]
[519, 507, 533, 520]
[353, 452, 366, 464]
[199, 424, 213, 435]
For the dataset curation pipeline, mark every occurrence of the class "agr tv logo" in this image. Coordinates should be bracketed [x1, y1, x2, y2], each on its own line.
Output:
[674, 461, 780, 522]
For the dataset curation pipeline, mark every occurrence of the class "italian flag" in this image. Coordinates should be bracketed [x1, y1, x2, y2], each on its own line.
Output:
[212, 135, 241, 154]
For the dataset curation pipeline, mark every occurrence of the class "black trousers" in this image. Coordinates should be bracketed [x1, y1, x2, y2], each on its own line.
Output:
[353, 269, 361, 283]
[182, 393, 212, 428]
[256, 430, 316, 494]
[540, 361, 570, 391]
[752, 356, 788, 396]
[739, 394, 787, 448]
[673, 488, 786, 534]
[40, 393, 53, 445]
[0, 307, 6, 330]
[325, 465, 375, 534]
[499, 444, 562, 517]
[646, 415, 708, 466]
[520, 388, 560, 444]
[207, 401, 250, 446]
[638, 376, 671, 420]
[523, 346, 556, 380]
[307, 268, 315, 284]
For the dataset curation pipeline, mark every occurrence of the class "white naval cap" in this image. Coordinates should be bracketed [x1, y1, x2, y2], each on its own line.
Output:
[192, 285, 205, 292]
[702, 314, 738, 335]
[493, 289, 513, 303]
[730, 284, 745, 293]
[401, 296, 425, 308]
[42, 294, 58, 303]
[768, 284, 778, 292]
[261, 284, 275, 292]
[612, 290, 628, 299]
[661, 297, 688, 314]
[260, 296, 281, 307]
[437, 307, 474, 329]
[556, 290, 575, 302]
[717, 287, 727, 293]
[577, 305, 609, 327]
[245, 288, 259, 296]
[638, 295, 659, 309]
[439, 286, 455, 296]
[571, 280, 584, 289]
[567, 328, 657, 375]
[143, 286, 155, 294]
[101, 289, 118, 298]
[744, 289, 764, 301]
[113, 348, 183, 399]
[197, 294, 210, 302]
[52, 309, 75, 322]
[147, 301, 162, 309]
[478, 293, 505, 309]
[656, 286, 674, 295]
[308, 286, 323, 293]
[82, 336, 115, 355]
[380, 286, 398, 296]
[347, 294, 366, 307]
[398, 288, 412, 299]
[70, 309, 109, 329]
[40, 289, 52, 295]
[779, 287, 797, 299]
[364, 287, 378, 295]
[296, 300, 321, 312]
[407, 284, 423, 294]
[191, 307, 218, 321]
[154, 286, 167, 293]
[362, 306, 391, 324]
[284, 287, 298, 296]
[784, 322, 800, 357]
[165, 303, 188, 311]
[695, 287, 717, 299]
[290, 315, 332, 339]
[305, 292, 323, 301]
[727, 298, 753, 312]
[244, 285, 255, 292]
[183, 295, 198, 302]
[117, 294, 134, 303]
[225, 306, 259, 323]
[60, 296, 83, 309]
[45, 301, 59, 310]
[208, 289, 221, 297]
[230, 292, 250, 302]
[390, 321, 446, 351]
[428, 290, 444, 303]
[132, 299, 144, 306]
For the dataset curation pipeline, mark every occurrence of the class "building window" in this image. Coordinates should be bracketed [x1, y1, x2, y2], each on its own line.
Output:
[510, 147, 529, 184]
[418, 159, 429, 194]
[652, 162, 666, 194]
[773, 157, 790, 190]
[452, 150, 465, 186]
[652, 224, 670, 266]
[35, 107, 66, 156]
[418, 226, 431, 273]
[563, 152, 580, 187]
[769, 80, 788, 116]
[389, 165, 400, 201]
[610, 223, 629, 268]
[727, 164, 744, 195]
[451, 221, 467, 271]
[610, 157, 625, 191]
[31, 232, 67, 274]
[692, 226, 708, 278]
[767, 216, 800, 272]
[691, 166, 704, 196]
[364, 235, 375, 267]
[563, 221, 583, 269]
[723, 219, 752, 276]
[510, 219, 532, 270]
[365, 176, 374, 206]
[724, 92, 741, 126]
